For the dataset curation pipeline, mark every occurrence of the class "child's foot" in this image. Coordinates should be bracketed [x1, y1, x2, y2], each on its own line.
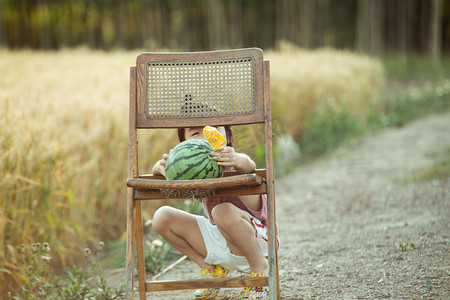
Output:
[239, 272, 269, 300]
[194, 265, 230, 299]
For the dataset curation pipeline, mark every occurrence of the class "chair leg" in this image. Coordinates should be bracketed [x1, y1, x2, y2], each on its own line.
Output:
[135, 200, 147, 299]
[126, 188, 136, 300]
[267, 187, 280, 299]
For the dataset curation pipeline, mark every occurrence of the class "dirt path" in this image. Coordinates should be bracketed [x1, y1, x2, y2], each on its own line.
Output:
[120, 112, 450, 299]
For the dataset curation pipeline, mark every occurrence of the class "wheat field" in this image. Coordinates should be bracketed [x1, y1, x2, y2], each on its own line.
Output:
[0, 47, 383, 294]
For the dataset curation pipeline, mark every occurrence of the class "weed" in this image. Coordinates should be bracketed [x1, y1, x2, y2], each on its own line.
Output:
[144, 239, 176, 275]
[410, 279, 440, 299]
[404, 146, 450, 182]
[102, 226, 181, 276]
[299, 108, 364, 159]
[383, 79, 450, 127]
[398, 241, 416, 252]
[412, 279, 439, 300]
[9, 241, 124, 300]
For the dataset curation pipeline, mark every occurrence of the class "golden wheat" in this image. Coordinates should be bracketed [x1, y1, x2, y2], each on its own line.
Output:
[266, 46, 384, 139]
[0, 49, 175, 293]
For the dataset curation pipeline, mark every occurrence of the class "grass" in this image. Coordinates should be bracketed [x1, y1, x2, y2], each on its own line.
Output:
[382, 79, 450, 127]
[7, 241, 125, 300]
[1, 47, 449, 296]
[0, 49, 137, 294]
[299, 108, 365, 160]
[404, 147, 450, 182]
[382, 55, 450, 81]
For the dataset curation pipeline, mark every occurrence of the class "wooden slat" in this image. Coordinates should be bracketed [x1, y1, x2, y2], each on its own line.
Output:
[146, 276, 269, 292]
[135, 200, 146, 299]
[134, 184, 266, 200]
[125, 66, 137, 300]
[127, 173, 264, 190]
[139, 169, 267, 179]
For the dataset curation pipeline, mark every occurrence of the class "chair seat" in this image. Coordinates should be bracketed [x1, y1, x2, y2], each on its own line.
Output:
[127, 173, 264, 190]
[127, 170, 267, 200]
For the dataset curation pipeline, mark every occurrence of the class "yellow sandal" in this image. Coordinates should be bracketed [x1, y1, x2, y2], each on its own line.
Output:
[194, 265, 230, 299]
[239, 272, 269, 300]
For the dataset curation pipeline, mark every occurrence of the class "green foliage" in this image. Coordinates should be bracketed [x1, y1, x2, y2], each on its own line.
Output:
[398, 241, 416, 252]
[143, 239, 175, 275]
[9, 242, 124, 300]
[383, 79, 450, 127]
[411, 279, 439, 300]
[104, 224, 182, 276]
[299, 108, 364, 159]
[294, 77, 450, 164]
[382, 56, 450, 80]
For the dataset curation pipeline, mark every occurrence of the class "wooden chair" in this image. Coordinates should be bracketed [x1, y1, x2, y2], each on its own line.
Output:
[126, 48, 279, 299]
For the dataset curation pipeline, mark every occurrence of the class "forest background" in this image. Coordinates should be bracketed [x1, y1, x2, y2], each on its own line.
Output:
[1, 0, 450, 298]
[1, 0, 449, 56]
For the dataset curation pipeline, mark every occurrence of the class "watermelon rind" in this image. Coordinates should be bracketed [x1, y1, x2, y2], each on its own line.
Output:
[165, 139, 224, 180]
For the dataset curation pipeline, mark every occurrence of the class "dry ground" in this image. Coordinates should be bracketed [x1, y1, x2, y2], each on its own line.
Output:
[112, 112, 449, 299]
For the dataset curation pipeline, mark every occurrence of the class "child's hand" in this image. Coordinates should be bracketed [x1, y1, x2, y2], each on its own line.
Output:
[152, 151, 171, 176]
[211, 146, 236, 167]
[211, 146, 256, 174]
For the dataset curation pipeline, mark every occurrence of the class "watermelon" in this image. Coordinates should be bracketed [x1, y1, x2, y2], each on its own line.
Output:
[165, 139, 224, 180]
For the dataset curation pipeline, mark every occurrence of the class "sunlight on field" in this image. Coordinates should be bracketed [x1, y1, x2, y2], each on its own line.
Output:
[0, 48, 383, 293]
[267, 46, 384, 140]
[0, 49, 178, 293]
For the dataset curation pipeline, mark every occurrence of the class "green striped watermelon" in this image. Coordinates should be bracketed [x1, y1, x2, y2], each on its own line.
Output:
[165, 139, 224, 180]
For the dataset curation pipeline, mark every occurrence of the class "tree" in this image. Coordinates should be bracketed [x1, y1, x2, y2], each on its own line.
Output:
[356, 0, 383, 55]
[430, 0, 442, 69]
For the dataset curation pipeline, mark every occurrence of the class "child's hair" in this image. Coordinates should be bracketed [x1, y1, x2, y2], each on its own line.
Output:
[178, 96, 234, 146]
[178, 126, 234, 147]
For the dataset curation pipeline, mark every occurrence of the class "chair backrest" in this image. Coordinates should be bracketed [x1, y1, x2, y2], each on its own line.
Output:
[134, 48, 266, 128]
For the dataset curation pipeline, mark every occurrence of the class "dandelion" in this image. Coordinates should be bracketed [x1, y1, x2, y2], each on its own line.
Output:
[98, 241, 105, 252]
[42, 243, 50, 252]
[84, 248, 92, 258]
[41, 255, 52, 263]
[151, 239, 163, 251]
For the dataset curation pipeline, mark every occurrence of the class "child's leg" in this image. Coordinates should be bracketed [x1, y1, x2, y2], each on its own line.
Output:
[152, 206, 213, 270]
[211, 203, 268, 274]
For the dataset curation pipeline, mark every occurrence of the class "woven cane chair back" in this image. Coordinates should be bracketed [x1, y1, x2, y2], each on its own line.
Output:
[135, 48, 265, 128]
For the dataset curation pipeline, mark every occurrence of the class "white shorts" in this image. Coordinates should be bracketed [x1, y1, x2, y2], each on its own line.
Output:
[195, 212, 268, 273]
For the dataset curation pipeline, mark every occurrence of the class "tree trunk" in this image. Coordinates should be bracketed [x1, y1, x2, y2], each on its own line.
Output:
[430, 0, 442, 69]
[356, 0, 383, 55]
[207, 0, 223, 50]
